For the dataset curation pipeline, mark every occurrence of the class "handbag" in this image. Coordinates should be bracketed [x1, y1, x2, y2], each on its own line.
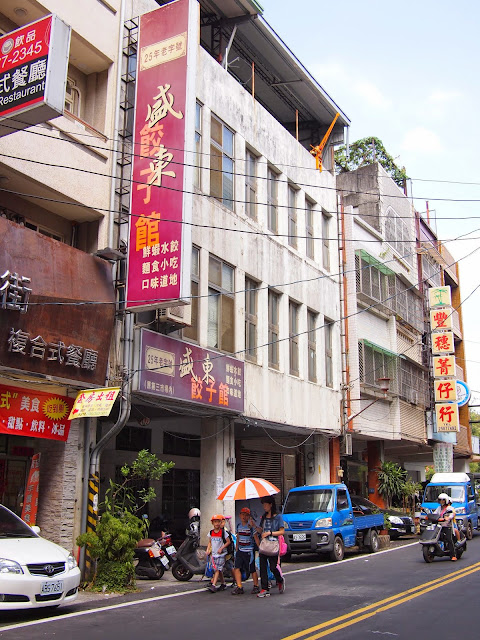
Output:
[259, 537, 279, 556]
[278, 534, 288, 557]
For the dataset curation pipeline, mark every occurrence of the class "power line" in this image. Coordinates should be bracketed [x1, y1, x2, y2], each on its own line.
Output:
[3, 119, 480, 211]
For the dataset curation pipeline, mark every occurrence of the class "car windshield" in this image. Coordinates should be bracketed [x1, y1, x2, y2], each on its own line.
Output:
[284, 490, 333, 514]
[0, 505, 38, 538]
[352, 497, 381, 513]
[424, 485, 465, 503]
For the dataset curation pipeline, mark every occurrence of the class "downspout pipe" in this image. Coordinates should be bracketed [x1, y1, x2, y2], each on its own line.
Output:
[90, 312, 133, 478]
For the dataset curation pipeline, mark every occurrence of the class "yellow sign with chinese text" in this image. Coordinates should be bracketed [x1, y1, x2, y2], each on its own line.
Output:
[431, 331, 455, 355]
[435, 402, 459, 432]
[430, 308, 453, 331]
[433, 355, 456, 378]
[429, 286, 451, 309]
[434, 379, 457, 403]
[68, 388, 120, 420]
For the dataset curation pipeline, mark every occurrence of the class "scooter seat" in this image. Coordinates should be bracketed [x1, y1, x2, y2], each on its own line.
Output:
[137, 538, 156, 548]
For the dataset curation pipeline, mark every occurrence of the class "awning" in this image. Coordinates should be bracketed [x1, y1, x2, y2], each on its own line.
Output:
[356, 249, 395, 276]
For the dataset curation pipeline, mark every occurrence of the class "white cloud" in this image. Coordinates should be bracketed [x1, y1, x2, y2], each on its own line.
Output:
[428, 89, 462, 104]
[353, 80, 391, 109]
[400, 127, 444, 154]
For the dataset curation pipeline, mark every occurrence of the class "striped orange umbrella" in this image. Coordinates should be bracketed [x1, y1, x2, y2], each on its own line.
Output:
[217, 477, 280, 501]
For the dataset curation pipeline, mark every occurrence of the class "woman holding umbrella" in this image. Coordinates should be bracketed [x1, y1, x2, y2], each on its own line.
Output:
[255, 496, 285, 597]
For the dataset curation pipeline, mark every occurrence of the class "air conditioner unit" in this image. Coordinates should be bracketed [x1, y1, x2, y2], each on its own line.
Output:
[157, 304, 192, 327]
[341, 433, 353, 456]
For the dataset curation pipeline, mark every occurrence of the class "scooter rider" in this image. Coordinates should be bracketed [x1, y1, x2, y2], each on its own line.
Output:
[433, 493, 457, 561]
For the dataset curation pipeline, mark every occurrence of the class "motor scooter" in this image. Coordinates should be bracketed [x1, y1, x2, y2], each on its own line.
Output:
[134, 538, 169, 579]
[419, 513, 466, 563]
[171, 517, 207, 581]
[158, 531, 178, 568]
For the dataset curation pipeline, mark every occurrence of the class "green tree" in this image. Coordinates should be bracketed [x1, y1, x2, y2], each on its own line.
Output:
[77, 449, 174, 592]
[334, 136, 408, 189]
[377, 461, 407, 508]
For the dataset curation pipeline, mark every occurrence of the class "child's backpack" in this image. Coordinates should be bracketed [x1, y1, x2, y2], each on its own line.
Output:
[210, 529, 235, 558]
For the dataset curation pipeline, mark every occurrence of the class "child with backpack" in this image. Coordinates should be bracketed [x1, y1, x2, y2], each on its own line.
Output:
[206, 514, 233, 592]
[231, 507, 260, 595]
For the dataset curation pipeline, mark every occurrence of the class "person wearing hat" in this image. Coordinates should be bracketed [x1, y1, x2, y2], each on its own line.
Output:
[206, 515, 232, 592]
[433, 493, 457, 561]
[231, 507, 260, 595]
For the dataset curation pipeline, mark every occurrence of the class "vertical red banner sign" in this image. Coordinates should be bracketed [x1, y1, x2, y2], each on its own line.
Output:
[126, 0, 196, 311]
[21, 453, 40, 526]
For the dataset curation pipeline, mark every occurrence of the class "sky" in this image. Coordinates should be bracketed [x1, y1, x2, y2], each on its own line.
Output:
[260, 0, 480, 406]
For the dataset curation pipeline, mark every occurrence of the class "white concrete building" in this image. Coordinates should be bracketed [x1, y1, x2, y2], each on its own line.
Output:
[98, 0, 350, 542]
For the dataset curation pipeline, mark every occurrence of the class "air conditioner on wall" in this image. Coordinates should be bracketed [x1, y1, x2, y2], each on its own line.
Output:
[341, 433, 353, 456]
[157, 304, 192, 327]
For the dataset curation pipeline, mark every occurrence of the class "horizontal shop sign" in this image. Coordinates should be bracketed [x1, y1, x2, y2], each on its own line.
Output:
[134, 328, 244, 413]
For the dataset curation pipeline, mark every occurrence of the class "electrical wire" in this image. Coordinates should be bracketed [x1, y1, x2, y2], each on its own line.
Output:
[2, 120, 480, 212]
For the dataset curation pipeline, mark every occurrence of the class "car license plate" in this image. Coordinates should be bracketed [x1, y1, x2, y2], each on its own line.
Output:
[166, 545, 176, 555]
[41, 580, 64, 594]
[293, 533, 306, 541]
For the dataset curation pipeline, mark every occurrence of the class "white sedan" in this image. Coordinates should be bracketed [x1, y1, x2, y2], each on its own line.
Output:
[0, 504, 81, 610]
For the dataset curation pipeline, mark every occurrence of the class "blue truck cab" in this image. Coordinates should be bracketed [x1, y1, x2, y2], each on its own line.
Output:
[282, 483, 384, 561]
[420, 472, 480, 538]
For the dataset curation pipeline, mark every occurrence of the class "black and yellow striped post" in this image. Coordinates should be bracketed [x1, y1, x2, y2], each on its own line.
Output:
[85, 472, 99, 579]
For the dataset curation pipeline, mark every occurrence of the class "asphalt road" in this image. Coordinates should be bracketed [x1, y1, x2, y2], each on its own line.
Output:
[2, 536, 480, 639]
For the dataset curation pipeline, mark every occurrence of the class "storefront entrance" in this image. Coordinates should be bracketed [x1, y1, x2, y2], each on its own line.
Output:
[0, 435, 34, 515]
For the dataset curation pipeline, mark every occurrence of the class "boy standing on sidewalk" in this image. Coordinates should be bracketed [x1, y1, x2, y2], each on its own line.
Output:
[206, 515, 231, 592]
[232, 507, 260, 595]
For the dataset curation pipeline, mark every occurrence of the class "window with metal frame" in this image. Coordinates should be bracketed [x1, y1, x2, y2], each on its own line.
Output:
[268, 289, 280, 368]
[305, 199, 315, 260]
[267, 167, 278, 233]
[399, 359, 428, 407]
[288, 185, 297, 248]
[208, 254, 235, 352]
[325, 319, 333, 387]
[307, 310, 317, 382]
[210, 114, 234, 210]
[385, 207, 413, 265]
[358, 340, 398, 394]
[194, 102, 202, 189]
[245, 149, 257, 220]
[245, 277, 258, 362]
[322, 212, 330, 270]
[182, 246, 200, 342]
[289, 300, 299, 376]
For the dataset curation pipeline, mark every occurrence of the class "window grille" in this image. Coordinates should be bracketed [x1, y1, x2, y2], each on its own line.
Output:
[358, 340, 398, 394]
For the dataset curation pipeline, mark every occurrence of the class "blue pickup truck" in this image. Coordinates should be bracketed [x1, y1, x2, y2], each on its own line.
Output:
[282, 484, 384, 561]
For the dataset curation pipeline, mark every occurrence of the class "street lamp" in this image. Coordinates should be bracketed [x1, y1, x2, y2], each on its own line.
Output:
[345, 377, 391, 426]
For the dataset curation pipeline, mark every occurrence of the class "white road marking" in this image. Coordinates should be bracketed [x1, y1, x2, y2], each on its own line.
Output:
[0, 542, 418, 633]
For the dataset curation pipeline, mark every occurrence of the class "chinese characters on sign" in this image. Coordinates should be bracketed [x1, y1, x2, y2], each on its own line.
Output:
[7, 328, 98, 370]
[0, 270, 31, 313]
[435, 403, 459, 432]
[21, 453, 40, 526]
[0, 15, 70, 137]
[137, 329, 244, 412]
[0, 384, 74, 441]
[68, 387, 120, 420]
[126, 0, 196, 310]
[429, 284, 459, 433]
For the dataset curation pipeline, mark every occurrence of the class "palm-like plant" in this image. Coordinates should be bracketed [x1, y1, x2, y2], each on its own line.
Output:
[377, 461, 407, 508]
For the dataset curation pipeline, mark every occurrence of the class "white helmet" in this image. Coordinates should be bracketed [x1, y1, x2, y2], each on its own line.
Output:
[437, 493, 451, 503]
[188, 508, 201, 520]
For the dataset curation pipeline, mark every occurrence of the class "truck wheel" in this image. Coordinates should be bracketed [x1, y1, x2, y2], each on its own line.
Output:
[466, 522, 473, 540]
[368, 530, 379, 553]
[422, 547, 435, 563]
[172, 561, 193, 581]
[329, 536, 345, 562]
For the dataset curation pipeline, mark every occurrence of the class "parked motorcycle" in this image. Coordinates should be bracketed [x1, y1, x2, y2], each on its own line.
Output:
[158, 531, 178, 568]
[134, 538, 169, 579]
[419, 513, 467, 563]
[171, 509, 207, 582]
